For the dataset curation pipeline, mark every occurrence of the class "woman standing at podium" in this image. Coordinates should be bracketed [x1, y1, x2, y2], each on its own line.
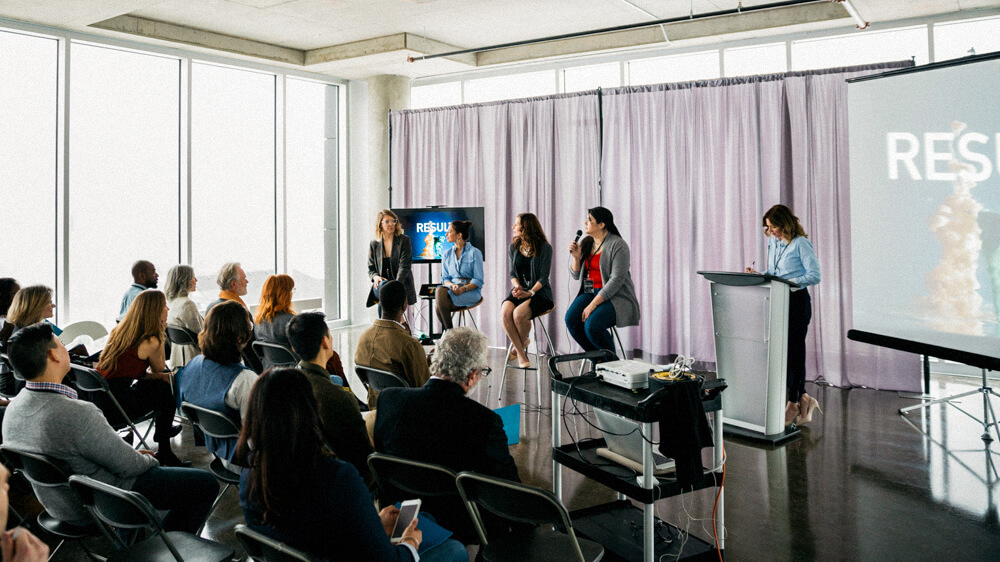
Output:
[747, 204, 822, 426]
[367, 209, 416, 316]
[566, 207, 639, 357]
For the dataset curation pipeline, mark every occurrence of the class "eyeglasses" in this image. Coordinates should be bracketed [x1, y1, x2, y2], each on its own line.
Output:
[479, 367, 492, 377]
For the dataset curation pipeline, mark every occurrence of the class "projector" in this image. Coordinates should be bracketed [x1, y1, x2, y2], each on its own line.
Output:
[595, 360, 658, 390]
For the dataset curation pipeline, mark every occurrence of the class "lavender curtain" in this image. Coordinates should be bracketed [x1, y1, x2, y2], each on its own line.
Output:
[601, 63, 919, 391]
[391, 62, 922, 392]
[390, 93, 600, 354]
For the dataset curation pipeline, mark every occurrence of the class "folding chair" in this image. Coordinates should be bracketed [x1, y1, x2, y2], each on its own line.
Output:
[456, 471, 604, 562]
[252, 341, 299, 369]
[58, 321, 109, 345]
[235, 524, 317, 562]
[0, 446, 117, 560]
[355, 366, 410, 393]
[179, 402, 241, 535]
[165, 325, 199, 348]
[70, 365, 154, 450]
[366, 452, 478, 544]
[68, 475, 234, 562]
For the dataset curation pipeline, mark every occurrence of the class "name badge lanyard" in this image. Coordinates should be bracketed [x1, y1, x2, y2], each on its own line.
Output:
[771, 239, 788, 275]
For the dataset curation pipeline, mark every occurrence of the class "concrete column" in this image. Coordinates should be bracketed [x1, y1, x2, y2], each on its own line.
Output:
[347, 75, 410, 325]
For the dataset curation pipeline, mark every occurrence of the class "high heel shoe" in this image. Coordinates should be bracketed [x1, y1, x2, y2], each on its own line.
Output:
[797, 396, 823, 425]
[785, 402, 799, 426]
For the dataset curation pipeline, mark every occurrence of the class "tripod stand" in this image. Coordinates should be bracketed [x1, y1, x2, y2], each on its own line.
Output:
[900, 368, 1000, 443]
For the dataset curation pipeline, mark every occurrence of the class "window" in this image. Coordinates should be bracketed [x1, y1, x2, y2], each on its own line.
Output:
[934, 16, 1000, 62]
[628, 50, 721, 86]
[285, 78, 336, 313]
[0, 31, 58, 294]
[411, 82, 462, 109]
[191, 63, 276, 307]
[725, 43, 787, 77]
[67, 43, 180, 327]
[791, 26, 929, 71]
[563, 62, 621, 93]
[464, 70, 556, 103]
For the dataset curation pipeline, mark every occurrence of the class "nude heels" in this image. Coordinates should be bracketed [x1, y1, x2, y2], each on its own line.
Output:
[797, 396, 823, 425]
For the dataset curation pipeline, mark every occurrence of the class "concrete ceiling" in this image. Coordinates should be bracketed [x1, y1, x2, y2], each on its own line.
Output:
[3, 0, 999, 79]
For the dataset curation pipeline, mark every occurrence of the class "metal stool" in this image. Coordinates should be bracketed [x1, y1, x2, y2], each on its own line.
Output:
[455, 298, 484, 329]
[498, 307, 555, 405]
[576, 326, 627, 376]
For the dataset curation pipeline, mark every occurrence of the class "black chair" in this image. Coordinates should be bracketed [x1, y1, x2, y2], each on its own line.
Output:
[355, 365, 410, 393]
[0, 351, 24, 397]
[179, 402, 241, 534]
[252, 341, 299, 369]
[70, 365, 154, 449]
[455, 471, 605, 562]
[366, 452, 477, 544]
[165, 325, 199, 348]
[68, 475, 235, 562]
[235, 524, 318, 562]
[0, 445, 117, 560]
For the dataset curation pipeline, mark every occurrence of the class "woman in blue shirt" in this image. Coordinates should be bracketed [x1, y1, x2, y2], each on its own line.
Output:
[434, 220, 484, 331]
[747, 205, 822, 426]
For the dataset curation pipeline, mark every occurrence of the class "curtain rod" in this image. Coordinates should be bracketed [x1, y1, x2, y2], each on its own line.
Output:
[408, 0, 834, 63]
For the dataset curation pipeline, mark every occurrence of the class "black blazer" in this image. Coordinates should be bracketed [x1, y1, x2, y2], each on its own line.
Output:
[374, 378, 519, 543]
[367, 235, 416, 305]
[507, 242, 553, 303]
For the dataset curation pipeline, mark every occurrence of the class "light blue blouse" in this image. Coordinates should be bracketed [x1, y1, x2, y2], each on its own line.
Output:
[441, 244, 484, 307]
[765, 235, 821, 290]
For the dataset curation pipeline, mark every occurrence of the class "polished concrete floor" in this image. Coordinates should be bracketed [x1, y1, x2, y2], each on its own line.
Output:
[27, 325, 1000, 561]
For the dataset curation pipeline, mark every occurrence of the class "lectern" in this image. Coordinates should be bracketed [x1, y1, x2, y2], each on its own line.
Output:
[697, 271, 799, 444]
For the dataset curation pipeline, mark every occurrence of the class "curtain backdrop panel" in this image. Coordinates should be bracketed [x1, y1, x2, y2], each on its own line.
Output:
[390, 93, 600, 353]
[601, 62, 919, 391]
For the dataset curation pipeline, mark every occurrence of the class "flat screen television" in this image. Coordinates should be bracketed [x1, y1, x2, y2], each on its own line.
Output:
[392, 207, 486, 264]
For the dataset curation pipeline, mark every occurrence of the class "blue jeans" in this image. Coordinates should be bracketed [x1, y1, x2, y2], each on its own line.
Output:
[565, 293, 617, 354]
[131, 466, 219, 534]
[421, 538, 468, 562]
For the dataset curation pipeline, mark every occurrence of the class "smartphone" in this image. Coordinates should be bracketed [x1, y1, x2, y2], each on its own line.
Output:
[390, 499, 421, 544]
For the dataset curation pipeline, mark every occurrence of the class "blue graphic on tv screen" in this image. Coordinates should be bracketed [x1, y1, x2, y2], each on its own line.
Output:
[393, 207, 486, 263]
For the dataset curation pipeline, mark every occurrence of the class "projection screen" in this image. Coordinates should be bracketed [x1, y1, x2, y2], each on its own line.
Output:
[847, 54, 1000, 365]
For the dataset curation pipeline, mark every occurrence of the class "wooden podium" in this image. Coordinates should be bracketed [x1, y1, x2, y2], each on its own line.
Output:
[697, 271, 800, 445]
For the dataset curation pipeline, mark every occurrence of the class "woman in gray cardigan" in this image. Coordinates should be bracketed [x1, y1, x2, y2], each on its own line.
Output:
[566, 206, 640, 355]
[502, 213, 554, 368]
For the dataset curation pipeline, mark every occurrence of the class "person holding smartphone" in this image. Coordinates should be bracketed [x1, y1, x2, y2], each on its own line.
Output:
[237, 368, 467, 561]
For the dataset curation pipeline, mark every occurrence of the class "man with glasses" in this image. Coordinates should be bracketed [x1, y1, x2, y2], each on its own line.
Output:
[373, 326, 518, 544]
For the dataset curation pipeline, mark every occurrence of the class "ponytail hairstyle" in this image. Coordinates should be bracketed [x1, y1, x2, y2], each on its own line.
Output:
[451, 220, 473, 241]
[762, 204, 808, 240]
[581, 206, 622, 263]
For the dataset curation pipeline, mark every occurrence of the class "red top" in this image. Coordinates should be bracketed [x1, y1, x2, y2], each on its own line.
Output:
[99, 346, 149, 380]
[586, 252, 603, 289]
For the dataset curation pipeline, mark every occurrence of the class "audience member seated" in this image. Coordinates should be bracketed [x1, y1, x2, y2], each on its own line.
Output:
[2, 323, 217, 534]
[374, 327, 520, 543]
[119, 260, 158, 321]
[97, 290, 187, 467]
[0, 278, 19, 348]
[354, 281, 430, 408]
[178, 301, 257, 466]
[164, 264, 203, 369]
[287, 312, 373, 486]
[0, 461, 49, 561]
[0, 278, 21, 396]
[237, 368, 467, 562]
[253, 274, 296, 370]
[205, 262, 249, 314]
[4, 285, 85, 358]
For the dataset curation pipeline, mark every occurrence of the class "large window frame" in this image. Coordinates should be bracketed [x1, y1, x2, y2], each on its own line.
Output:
[0, 20, 348, 326]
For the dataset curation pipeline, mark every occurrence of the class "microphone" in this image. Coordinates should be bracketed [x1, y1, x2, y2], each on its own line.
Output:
[574, 230, 582, 243]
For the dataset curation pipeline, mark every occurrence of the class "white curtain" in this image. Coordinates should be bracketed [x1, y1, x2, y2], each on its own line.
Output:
[391, 92, 600, 354]
[391, 62, 921, 392]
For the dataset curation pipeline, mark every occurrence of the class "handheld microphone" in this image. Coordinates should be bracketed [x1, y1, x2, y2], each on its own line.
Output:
[574, 230, 582, 243]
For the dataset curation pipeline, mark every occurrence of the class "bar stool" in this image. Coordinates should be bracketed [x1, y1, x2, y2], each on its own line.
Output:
[576, 326, 627, 376]
[498, 307, 555, 405]
[455, 298, 484, 330]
